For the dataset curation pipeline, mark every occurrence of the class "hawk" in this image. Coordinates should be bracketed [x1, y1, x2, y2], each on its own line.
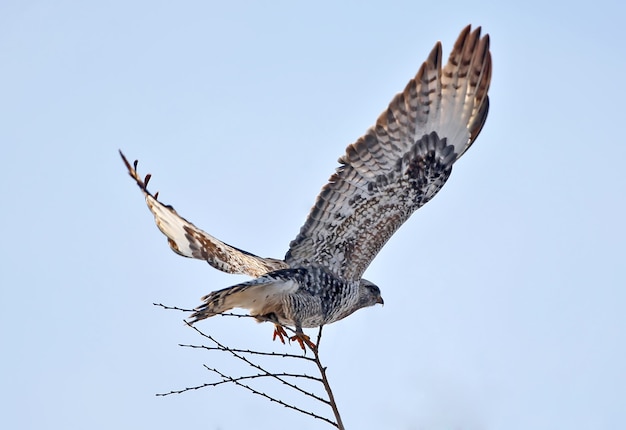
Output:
[121, 25, 491, 350]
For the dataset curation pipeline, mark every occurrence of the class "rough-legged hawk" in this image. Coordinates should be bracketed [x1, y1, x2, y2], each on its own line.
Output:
[121, 25, 492, 350]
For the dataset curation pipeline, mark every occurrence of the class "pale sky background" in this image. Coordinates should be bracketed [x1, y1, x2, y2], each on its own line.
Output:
[2, 1, 625, 429]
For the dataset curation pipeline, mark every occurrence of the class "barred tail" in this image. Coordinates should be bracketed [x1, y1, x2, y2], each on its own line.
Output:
[187, 274, 298, 323]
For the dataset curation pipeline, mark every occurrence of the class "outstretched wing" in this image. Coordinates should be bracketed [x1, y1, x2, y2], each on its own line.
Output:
[285, 25, 491, 280]
[120, 151, 288, 277]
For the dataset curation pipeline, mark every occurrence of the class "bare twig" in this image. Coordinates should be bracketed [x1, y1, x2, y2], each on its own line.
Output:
[153, 302, 194, 312]
[156, 304, 345, 429]
[152, 304, 296, 334]
[205, 363, 338, 427]
[311, 327, 344, 429]
[178, 342, 315, 361]
[184, 323, 328, 403]
[156, 371, 322, 394]
[153, 303, 263, 318]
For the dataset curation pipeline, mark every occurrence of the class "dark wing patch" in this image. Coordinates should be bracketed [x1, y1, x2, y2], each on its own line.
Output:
[119, 151, 288, 277]
[286, 132, 455, 280]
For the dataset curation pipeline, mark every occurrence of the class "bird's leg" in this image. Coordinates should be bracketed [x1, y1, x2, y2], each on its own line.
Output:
[291, 325, 317, 352]
[272, 324, 288, 344]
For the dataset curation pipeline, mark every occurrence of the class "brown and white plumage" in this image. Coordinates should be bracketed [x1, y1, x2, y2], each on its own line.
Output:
[121, 25, 492, 347]
[118, 160, 287, 277]
[286, 25, 491, 280]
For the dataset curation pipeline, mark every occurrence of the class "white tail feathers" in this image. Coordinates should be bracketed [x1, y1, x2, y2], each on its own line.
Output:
[189, 276, 299, 323]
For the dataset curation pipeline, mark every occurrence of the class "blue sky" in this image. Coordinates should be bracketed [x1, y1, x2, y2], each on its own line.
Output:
[2, 1, 625, 429]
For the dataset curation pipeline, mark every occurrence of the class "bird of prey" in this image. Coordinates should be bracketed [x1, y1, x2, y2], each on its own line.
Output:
[121, 25, 491, 350]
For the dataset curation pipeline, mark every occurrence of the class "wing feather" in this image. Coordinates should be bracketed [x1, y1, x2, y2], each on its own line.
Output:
[285, 25, 491, 280]
[119, 151, 287, 277]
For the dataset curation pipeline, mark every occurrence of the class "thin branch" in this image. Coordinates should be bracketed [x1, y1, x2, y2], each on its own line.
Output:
[157, 370, 322, 394]
[178, 343, 316, 361]
[311, 327, 345, 430]
[185, 323, 328, 404]
[208, 364, 339, 427]
[155, 305, 345, 428]
[153, 303, 260, 318]
[153, 302, 194, 312]
[153, 303, 297, 335]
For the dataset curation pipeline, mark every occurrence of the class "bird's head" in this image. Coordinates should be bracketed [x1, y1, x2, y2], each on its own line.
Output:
[358, 278, 384, 307]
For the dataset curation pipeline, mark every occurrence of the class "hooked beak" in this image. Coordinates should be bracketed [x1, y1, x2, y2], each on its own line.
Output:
[377, 296, 384, 306]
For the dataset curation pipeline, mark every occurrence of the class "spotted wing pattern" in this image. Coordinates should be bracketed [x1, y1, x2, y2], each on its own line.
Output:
[120, 152, 288, 277]
[285, 25, 491, 280]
